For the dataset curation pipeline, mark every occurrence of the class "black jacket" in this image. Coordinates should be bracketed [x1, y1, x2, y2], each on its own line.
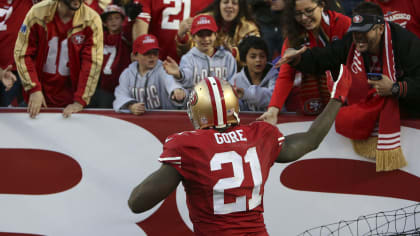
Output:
[295, 22, 420, 116]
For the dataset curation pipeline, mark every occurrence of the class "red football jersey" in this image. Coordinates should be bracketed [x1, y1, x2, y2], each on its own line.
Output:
[0, 0, 33, 69]
[101, 30, 132, 93]
[84, 0, 102, 15]
[37, 13, 74, 106]
[368, 0, 420, 38]
[160, 122, 284, 236]
[136, 0, 213, 62]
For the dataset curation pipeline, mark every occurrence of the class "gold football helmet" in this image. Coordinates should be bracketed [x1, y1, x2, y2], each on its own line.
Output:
[187, 77, 240, 129]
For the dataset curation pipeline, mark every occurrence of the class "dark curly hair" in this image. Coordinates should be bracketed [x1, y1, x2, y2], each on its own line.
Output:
[238, 36, 268, 63]
[282, 0, 344, 48]
[200, 0, 255, 37]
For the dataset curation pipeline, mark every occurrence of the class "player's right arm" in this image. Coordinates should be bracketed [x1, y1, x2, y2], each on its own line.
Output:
[128, 163, 182, 213]
[276, 64, 352, 163]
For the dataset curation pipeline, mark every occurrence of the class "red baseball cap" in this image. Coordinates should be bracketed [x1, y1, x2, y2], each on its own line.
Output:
[133, 34, 160, 54]
[190, 15, 218, 35]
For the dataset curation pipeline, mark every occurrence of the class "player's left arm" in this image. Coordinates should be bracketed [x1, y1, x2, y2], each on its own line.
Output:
[128, 164, 182, 213]
[276, 64, 351, 163]
[275, 99, 342, 163]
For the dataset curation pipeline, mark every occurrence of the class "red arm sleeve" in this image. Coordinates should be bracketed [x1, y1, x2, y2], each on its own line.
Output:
[268, 39, 296, 109]
[136, 0, 151, 24]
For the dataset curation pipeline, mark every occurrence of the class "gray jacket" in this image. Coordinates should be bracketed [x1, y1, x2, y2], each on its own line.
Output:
[113, 60, 186, 112]
[231, 65, 278, 111]
[178, 47, 237, 89]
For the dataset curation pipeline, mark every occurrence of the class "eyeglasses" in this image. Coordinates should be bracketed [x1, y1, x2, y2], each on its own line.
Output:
[294, 5, 319, 19]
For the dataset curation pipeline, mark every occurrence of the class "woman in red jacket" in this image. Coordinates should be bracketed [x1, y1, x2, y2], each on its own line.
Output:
[258, 0, 350, 124]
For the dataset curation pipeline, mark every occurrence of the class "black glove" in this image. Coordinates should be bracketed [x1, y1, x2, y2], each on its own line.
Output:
[125, 2, 143, 21]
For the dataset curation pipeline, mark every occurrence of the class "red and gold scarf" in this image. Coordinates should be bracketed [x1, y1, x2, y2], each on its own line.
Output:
[335, 22, 406, 172]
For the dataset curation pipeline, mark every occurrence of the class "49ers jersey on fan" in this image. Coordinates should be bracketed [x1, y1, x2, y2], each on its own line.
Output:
[136, 0, 213, 61]
[0, 0, 34, 69]
[367, 0, 420, 39]
[160, 121, 284, 236]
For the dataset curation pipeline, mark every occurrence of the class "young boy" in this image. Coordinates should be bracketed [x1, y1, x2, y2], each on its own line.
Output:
[89, 5, 132, 108]
[113, 34, 187, 115]
[162, 15, 237, 90]
[231, 36, 278, 111]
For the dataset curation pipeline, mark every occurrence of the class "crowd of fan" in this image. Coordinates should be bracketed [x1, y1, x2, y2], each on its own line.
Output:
[1, 0, 419, 118]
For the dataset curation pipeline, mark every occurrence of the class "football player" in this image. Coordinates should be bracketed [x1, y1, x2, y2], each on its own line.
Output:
[128, 64, 352, 235]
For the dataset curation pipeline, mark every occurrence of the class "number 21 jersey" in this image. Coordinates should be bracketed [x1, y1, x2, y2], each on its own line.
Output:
[136, 0, 213, 62]
[160, 121, 284, 235]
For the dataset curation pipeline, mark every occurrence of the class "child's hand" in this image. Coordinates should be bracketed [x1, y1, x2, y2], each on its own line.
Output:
[1, 65, 17, 91]
[178, 18, 193, 39]
[171, 88, 186, 102]
[235, 87, 244, 99]
[128, 102, 146, 116]
[163, 56, 181, 79]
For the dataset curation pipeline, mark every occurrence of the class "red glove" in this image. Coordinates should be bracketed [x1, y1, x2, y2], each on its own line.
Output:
[326, 64, 352, 103]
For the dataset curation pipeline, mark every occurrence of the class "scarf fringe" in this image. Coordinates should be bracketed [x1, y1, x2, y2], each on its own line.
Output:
[351, 138, 407, 171]
[352, 137, 377, 160]
[376, 147, 407, 172]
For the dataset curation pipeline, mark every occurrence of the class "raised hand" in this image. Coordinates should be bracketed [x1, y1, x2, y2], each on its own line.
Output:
[1, 65, 17, 91]
[178, 18, 193, 39]
[274, 46, 307, 68]
[163, 56, 181, 79]
[326, 64, 352, 103]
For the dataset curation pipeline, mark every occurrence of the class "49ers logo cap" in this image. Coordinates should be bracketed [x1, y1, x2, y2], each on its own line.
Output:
[190, 15, 218, 35]
[348, 14, 385, 33]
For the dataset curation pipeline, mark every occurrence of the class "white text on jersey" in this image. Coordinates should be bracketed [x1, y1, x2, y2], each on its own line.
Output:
[214, 130, 247, 144]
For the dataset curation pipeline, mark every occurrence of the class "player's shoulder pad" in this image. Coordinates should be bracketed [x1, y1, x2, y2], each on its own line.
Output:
[249, 120, 284, 137]
[164, 130, 199, 144]
[249, 120, 277, 128]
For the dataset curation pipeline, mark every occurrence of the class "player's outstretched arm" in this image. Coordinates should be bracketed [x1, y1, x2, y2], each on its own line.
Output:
[128, 164, 182, 213]
[276, 64, 352, 163]
[276, 99, 342, 163]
